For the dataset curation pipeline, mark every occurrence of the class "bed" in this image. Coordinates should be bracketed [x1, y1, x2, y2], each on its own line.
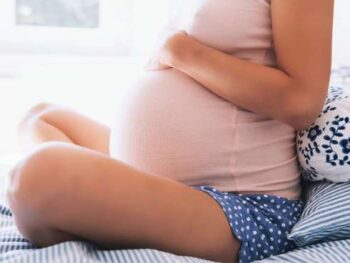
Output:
[0, 204, 347, 263]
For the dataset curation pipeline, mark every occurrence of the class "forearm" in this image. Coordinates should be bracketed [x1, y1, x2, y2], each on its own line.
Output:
[170, 36, 317, 129]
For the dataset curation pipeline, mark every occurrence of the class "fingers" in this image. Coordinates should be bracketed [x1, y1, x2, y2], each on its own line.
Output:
[144, 29, 187, 71]
[144, 58, 171, 71]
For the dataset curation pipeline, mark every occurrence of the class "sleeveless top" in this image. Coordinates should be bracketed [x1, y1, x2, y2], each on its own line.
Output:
[110, 0, 302, 200]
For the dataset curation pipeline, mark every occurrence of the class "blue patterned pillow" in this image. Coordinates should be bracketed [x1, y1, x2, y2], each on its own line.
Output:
[297, 85, 350, 182]
[288, 181, 350, 246]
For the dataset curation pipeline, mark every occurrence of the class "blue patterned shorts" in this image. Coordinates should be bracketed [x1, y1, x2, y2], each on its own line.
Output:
[193, 186, 304, 263]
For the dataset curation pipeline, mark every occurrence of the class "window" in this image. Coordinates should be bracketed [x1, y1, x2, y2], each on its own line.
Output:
[0, 0, 137, 56]
[16, 0, 100, 28]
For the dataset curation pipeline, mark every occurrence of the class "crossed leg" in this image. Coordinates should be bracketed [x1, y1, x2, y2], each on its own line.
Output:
[17, 103, 110, 154]
[7, 104, 239, 263]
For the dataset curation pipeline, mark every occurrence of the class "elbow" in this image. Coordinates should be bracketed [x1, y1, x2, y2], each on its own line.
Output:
[284, 94, 327, 131]
[278, 72, 331, 130]
[286, 111, 319, 131]
[282, 80, 329, 131]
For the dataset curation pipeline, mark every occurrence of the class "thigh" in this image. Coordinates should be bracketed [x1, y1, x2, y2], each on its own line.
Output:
[37, 104, 110, 155]
[14, 143, 239, 263]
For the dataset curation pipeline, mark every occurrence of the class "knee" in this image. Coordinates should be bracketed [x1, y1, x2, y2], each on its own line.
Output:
[6, 143, 68, 243]
[18, 103, 56, 131]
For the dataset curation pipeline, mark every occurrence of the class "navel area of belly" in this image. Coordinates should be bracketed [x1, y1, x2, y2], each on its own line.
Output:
[109, 69, 237, 181]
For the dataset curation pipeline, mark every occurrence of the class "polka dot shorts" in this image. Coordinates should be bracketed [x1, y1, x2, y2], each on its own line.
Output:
[193, 186, 304, 263]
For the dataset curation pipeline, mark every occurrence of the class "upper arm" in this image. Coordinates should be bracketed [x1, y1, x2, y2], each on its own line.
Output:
[271, 0, 334, 115]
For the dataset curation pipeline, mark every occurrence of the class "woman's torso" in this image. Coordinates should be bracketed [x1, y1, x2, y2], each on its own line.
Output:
[110, 0, 301, 200]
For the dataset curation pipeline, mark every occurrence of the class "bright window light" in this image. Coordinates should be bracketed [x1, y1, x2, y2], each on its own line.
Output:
[0, 0, 175, 56]
[16, 0, 100, 28]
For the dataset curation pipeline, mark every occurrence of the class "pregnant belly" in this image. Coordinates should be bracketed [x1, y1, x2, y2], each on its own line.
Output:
[109, 69, 237, 184]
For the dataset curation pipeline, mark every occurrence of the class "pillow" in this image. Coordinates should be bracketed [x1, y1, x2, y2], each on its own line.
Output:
[288, 181, 350, 246]
[296, 85, 350, 182]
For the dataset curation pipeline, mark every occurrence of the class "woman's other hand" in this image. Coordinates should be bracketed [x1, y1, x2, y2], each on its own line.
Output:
[144, 30, 188, 71]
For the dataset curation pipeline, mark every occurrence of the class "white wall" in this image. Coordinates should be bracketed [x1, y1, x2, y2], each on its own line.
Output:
[333, 0, 350, 66]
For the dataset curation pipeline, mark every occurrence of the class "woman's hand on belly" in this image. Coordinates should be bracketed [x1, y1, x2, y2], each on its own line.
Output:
[144, 30, 188, 71]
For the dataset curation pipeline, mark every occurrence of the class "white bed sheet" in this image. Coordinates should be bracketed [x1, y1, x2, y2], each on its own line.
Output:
[0, 154, 20, 205]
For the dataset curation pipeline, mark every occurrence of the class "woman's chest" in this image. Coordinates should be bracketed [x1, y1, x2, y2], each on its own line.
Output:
[172, 0, 271, 54]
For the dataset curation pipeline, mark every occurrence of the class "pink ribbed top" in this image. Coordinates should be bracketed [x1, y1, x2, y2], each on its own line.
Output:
[110, 0, 302, 200]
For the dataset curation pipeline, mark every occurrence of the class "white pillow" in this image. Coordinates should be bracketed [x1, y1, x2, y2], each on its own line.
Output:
[297, 84, 350, 182]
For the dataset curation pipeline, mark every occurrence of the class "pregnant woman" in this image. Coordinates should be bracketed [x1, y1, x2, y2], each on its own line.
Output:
[7, 1, 334, 262]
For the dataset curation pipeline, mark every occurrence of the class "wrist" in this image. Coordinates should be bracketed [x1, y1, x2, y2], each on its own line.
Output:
[168, 33, 197, 69]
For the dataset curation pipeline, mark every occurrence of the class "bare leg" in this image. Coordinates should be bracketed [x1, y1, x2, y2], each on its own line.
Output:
[7, 143, 239, 263]
[18, 103, 110, 155]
